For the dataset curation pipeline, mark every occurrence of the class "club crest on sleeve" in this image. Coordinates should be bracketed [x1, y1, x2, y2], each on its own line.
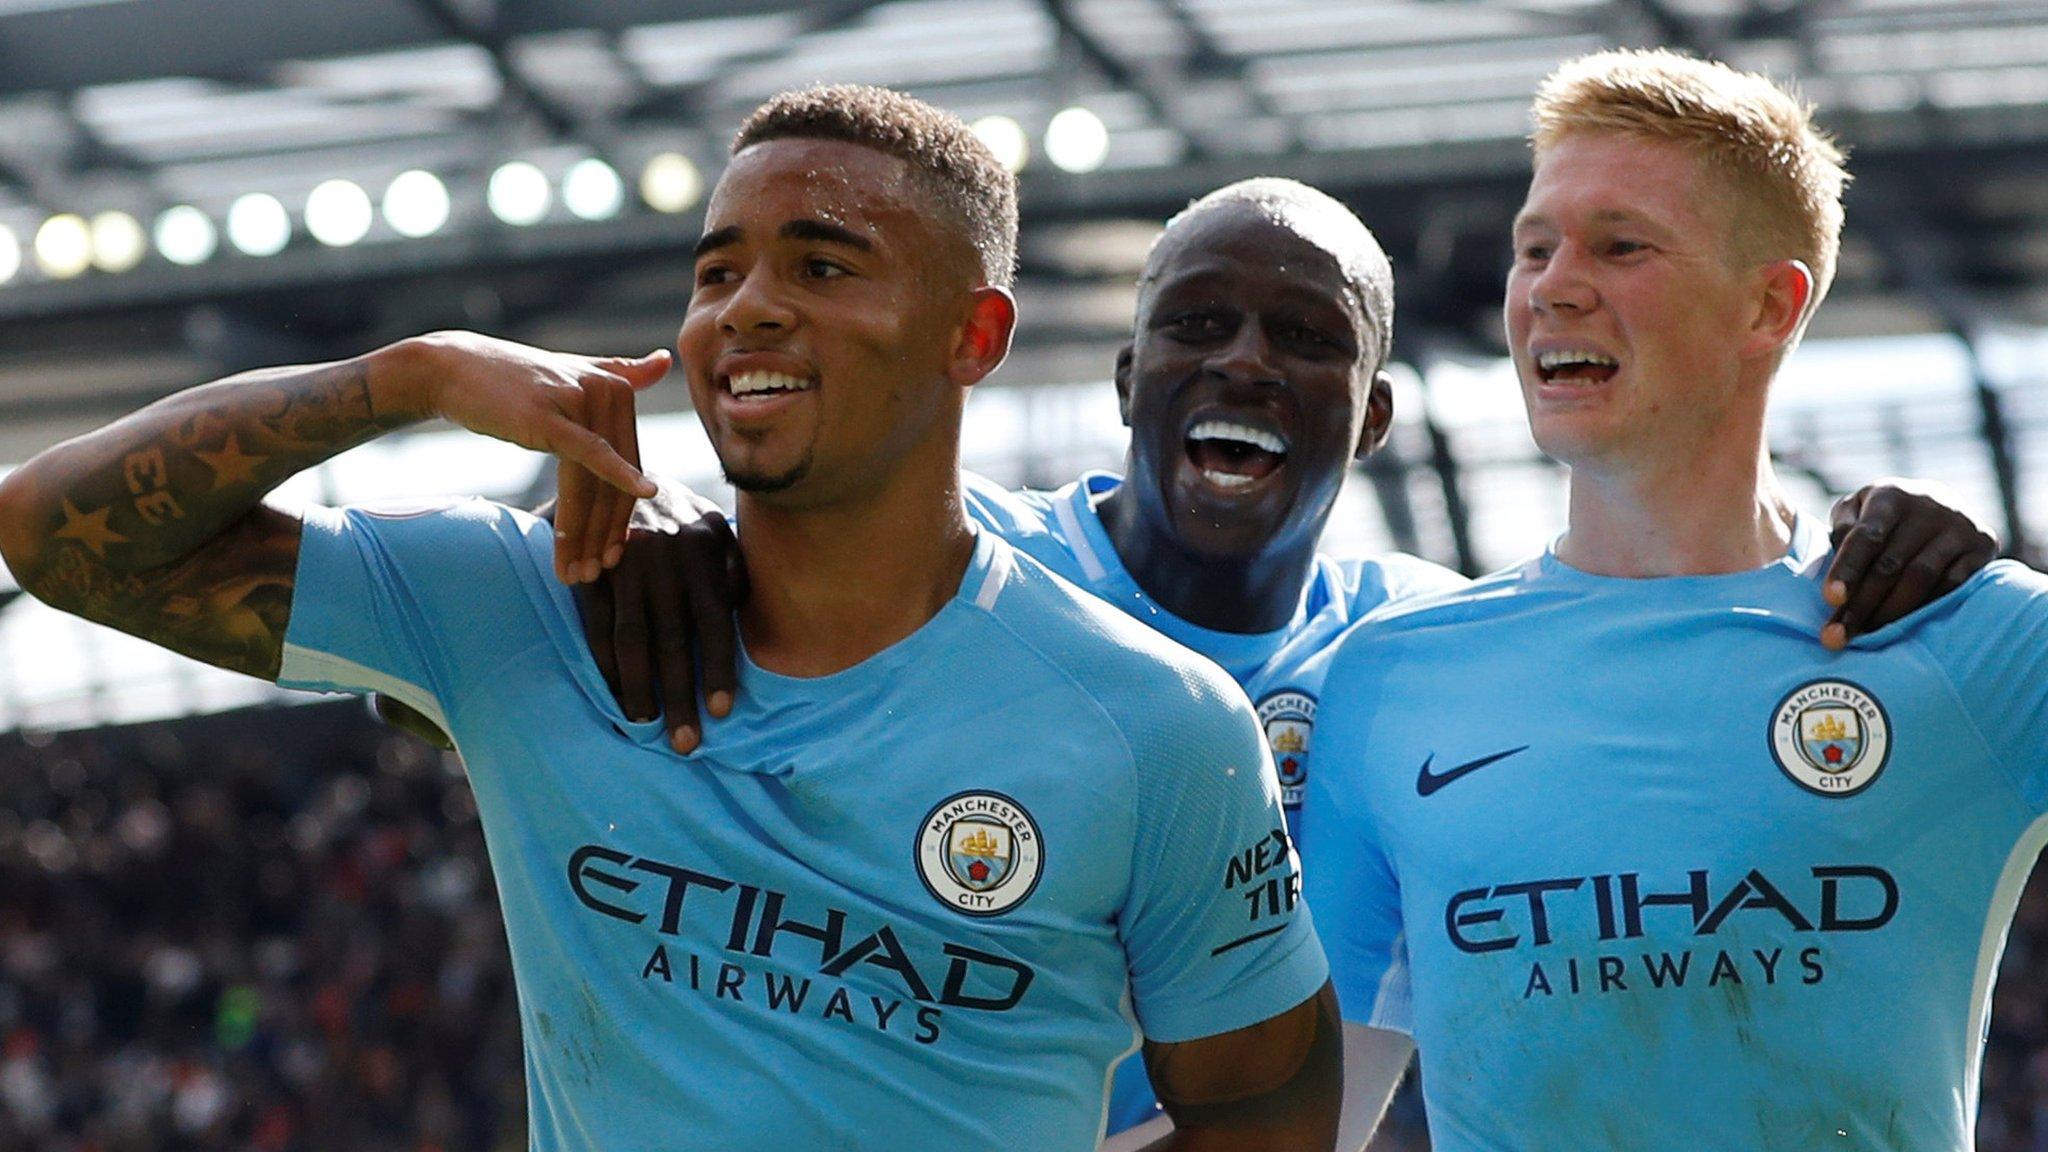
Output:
[1257, 691, 1316, 807]
[916, 791, 1044, 917]
[1769, 680, 1891, 797]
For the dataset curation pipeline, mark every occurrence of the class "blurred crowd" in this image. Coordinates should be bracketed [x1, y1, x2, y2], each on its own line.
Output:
[0, 704, 521, 1152]
[2, 700, 2048, 1150]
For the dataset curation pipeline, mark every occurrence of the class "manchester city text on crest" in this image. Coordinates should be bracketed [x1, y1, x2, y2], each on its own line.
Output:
[1769, 680, 1892, 798]
[1257, 691, 1316, 808]
[916, 791, 1045, 917]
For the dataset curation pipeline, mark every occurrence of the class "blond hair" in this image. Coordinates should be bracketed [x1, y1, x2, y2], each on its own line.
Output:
[1532, 49, 1849, 301]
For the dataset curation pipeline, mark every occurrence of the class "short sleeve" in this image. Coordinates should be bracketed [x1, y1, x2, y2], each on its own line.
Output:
[1121, 674, 1329, 1043]
[279, 499, 559, 733]
[1912, 561, 2048, 810]
[1300, 636, 1412, 1033]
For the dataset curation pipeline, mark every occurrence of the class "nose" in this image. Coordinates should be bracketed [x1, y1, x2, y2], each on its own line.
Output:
[1207, 321, 1284, 387]
[718, 267, 797, 336]
[1527, 243, 1597, 316]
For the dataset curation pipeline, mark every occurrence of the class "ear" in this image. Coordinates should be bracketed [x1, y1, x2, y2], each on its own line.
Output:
[1355, 370, 1395, 459]
[1743, 258, 1815, 360]
[1112, 345, 1135, 428]
[949, 286, 1018, 388]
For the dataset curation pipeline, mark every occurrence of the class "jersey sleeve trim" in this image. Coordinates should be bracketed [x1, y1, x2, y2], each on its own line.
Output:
[278, 642, 448, 734]
[1133, 916, 1330, 1044]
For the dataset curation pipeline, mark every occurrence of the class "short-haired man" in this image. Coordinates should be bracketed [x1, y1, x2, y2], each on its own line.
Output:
[0, 86, 1339, 1150]
[1307, 49, 2048, 1149]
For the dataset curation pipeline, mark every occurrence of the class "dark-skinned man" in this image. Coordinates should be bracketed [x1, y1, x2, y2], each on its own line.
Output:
[0, 87, 1342, 1150]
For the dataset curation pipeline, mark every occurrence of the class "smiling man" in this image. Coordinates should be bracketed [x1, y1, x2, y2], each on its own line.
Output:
[0, 87, 1339, 1150]
[531, 170, 2000, 1147]
[1305, 49, 2048, 1151]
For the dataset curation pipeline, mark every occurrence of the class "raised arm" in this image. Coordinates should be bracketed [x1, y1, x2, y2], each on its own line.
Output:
[0, 332, 664, 680]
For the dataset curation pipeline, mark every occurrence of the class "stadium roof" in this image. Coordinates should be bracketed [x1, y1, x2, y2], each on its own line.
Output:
[0, 0, 2045, 460]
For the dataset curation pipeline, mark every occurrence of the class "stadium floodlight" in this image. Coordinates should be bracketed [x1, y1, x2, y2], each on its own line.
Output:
[563, 158, 625, 222]
[1045, 106, 1109, 174]
[972, 115, 1030, 174]
[487, 161, 551, 226]
[0, 225, 19, 285]
[226, 193, 291, 257]
[33, 213, 92, 278]
[640, 152, 702, 214]
[89, 211, 147, 273]
[154, 205, 218, 266]
[382, 169, 450, 239]
[305, 179, 373, 247]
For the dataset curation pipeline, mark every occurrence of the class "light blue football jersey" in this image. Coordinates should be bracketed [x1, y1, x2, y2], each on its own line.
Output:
[964, 470, 1468, 829]
[963, 469, 1466, 1133]
[279, 500, 1326, 1152]
[1306, 519, 2048, 1152]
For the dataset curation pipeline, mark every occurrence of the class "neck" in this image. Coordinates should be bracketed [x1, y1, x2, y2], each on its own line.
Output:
[1557, 434, 1798, 577]
[1098, 485, 1317, 634]
[736, 470, 976, 678]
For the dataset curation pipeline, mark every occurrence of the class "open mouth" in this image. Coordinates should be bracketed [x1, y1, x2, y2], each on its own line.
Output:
[1536, 349, 1619, 385]
[1184, 418, 1289, 490]
[724, 370, 815, 401]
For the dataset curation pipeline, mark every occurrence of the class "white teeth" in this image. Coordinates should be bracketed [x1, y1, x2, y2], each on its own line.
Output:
[1203, 470, 1256, 489]
[728, 371, 812, 396]
[1187, 420, 1287, 455]
[1536, 350, 1618, 371]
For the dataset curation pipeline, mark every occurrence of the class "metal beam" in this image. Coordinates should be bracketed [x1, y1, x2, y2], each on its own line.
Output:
[1042, 0, 1212, 162]
[406, 0, 582, 138]
[623, 0, 891, 125]
[0, 0, 827, 100]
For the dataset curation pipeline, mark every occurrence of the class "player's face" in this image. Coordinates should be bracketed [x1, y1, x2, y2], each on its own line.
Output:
[1505, 133, 1762, 471]
[680, 138, 971, 503]
[1119, 206, 1386, 560]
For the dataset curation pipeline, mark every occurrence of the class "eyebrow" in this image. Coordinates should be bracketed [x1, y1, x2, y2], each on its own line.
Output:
[1513, 208, 1665, 233]
[692, 218, 875, 259]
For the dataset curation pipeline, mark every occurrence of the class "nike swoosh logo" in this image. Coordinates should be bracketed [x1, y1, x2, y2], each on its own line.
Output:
[1416, 746, 1530, 797]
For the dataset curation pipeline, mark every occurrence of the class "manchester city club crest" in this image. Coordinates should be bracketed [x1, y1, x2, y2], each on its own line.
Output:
[916, 791, 1044, 917]
[1257, 691, 1316, 807]
[1769, 680, 1892, 797]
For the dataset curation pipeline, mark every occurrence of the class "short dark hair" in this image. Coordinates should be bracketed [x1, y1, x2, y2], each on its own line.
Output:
[734, 84, 1018, 288]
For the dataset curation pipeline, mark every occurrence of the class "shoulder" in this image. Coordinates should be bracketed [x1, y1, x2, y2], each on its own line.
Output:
[1874, 559, 2048, 656]
[312, 495, 537, 536]
[1942, 559, 2048, 616]
[300, 498, 567, 627]
[961, 470, 1060, 534]
[1321, 550, 1472, 616]
[1351, 557, 1541, 635]
[1318, 560, 1544, 689]
[961, 470, 1101, 582]
[978, 543, 1254, 745]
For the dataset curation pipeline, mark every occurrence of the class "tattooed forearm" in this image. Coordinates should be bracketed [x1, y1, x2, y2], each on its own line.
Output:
[36, 506, 300, 679]
[15, 360, 406, 576]
[1140, 980, 1343, 1150]
[0, 351, 424, 680]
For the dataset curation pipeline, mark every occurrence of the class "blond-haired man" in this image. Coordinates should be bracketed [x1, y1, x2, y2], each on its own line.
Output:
[1306, 49, 2048, 1150]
